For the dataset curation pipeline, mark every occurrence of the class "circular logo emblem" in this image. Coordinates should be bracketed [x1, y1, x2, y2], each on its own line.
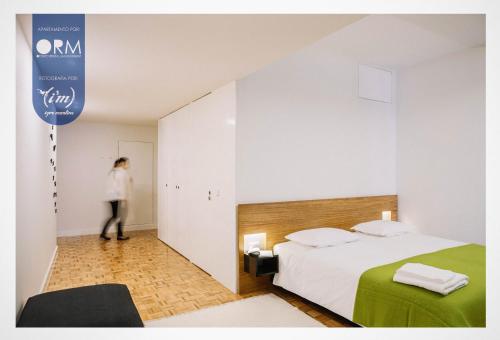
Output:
[36, 39, 52, 55]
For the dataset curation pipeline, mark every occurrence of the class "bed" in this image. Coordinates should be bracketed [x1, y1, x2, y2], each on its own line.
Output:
[272, 232, 485, 327]
[237, 195, 485, 327]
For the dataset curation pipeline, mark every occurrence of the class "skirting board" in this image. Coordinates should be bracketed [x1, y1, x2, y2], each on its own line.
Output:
[16, 246, 59, 322]
[40, 245, 58, 293]
[57, 224, 157, 237]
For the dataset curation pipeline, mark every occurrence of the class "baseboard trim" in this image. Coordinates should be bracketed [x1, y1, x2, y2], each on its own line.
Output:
[57, 224, 157, 237]
[40, 245, 58, 293]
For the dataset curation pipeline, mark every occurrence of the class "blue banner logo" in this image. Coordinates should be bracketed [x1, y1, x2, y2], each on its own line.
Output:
[32, 14, 85, 125]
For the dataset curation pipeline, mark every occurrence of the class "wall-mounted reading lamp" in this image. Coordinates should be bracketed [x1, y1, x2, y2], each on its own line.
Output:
[243, 233, 266, 254]
[382, 211, 392, 221]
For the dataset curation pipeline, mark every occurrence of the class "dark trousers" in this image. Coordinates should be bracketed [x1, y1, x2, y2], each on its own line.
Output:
[101, 201, 125, 237]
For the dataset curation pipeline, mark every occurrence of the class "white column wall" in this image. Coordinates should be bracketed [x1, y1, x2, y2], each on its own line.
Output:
[235, 43, 397, 204]
[397, 47, 485, 244]
[16, 19, 58, 315]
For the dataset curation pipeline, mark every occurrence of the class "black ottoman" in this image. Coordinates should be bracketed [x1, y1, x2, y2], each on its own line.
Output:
[17, 284, 144, 327]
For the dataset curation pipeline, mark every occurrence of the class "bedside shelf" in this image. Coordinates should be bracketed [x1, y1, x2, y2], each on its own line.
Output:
[243, 253, 279, 277]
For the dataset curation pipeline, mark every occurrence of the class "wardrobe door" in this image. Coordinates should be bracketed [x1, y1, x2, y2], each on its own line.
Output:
[163, 109, 191, 257]
[197, 97, 221, 274]
[166, 112, 180, 252]
[157, 117, 169, 243]
[183, 86, 236, 281]
[184, 99, 210, 269]
[203, 88, 236, 281]
[192, 84, 236, 291]
[176, 104, 194, 259]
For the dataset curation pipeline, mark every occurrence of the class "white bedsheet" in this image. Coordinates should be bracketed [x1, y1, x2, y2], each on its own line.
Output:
[272, 233, 465, 321]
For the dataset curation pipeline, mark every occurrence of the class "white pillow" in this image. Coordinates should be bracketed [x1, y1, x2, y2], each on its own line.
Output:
[351, 220, 416, 237]
[285, 227, 360, 247]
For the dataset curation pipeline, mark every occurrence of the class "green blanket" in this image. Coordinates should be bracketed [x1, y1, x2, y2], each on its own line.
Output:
[352, 244, 485, 327]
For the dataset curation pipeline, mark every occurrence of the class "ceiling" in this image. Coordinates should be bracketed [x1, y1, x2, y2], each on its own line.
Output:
[19, 14, 364, 125]
[308, 14, 485, 70]
[18, 14, 485, 126]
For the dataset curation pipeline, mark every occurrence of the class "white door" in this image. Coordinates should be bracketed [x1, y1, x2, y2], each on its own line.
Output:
[176, 104, 194, 259]
[163, 109, 192, 257]
[187, 98, 214, 270]
[189, 88, 236, 278]
[157, 118, 168, 242]
[118, 140, 154, 226]
[166, 112, 180, 251]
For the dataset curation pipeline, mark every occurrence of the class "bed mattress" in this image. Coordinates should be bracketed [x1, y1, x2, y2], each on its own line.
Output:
[272, 233, 466, 322]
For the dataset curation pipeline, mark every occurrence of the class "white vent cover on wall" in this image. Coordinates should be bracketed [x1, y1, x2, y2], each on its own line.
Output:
[358, 64, 392, 103]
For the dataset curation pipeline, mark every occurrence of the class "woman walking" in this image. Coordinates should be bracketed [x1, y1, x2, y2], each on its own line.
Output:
[100, 157, 132, 241]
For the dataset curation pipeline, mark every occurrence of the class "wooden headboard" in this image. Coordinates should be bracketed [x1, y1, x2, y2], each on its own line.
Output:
[237, 195, 398, 294]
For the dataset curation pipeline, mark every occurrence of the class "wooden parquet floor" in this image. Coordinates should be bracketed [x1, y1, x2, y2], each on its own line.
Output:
[46, 229, 355, 326]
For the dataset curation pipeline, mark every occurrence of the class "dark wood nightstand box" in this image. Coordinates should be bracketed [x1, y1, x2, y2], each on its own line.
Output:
[243, 253, 279, 277]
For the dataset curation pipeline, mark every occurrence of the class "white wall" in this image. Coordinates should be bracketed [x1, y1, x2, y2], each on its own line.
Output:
[236, 42, 397, 203]
[16, 20, 57, 315]
[397, 47, 485, 245]
[57, 121, 157, 236]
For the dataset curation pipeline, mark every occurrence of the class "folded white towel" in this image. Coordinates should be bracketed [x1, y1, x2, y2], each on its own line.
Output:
[393, 264, 469, 295]
[397, 263, 455, 284]
[259, 250, 274, 258]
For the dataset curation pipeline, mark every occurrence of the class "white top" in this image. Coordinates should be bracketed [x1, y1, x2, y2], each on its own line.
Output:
[272, 233, 465, 321]
[105, 167, 132, 201]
